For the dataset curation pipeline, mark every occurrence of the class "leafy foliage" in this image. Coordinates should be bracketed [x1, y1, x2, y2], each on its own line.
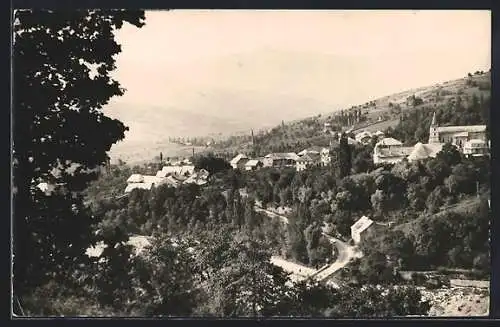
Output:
[13, 9, 145, 294]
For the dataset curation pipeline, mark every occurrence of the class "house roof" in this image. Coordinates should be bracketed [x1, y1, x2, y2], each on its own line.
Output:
[230, 153, 249, 165]
[308, 152, 321, 160]
[376, 137, 403, 147]
[125, 183, 153, 193]
[355, 131, 372, 140]
[126, 174, 168, 192]
[143, 175, 164, 185]
[127, 174, 144, 183]
[161, 165, 195, 176]
[265, 152, 299, 160]
[245, 159, 262, 167]
[297, 154, 313, 162]
[298, 146, 323, 156]
[436, 125, 486, 133]
[351, 216, 374, 235]
[407, 142, 444, 161]
[376, 146, 413, 158]
[156, 170, 169, 178]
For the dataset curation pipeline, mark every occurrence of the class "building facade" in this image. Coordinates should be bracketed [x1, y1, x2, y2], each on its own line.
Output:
[428, 112, 487, 149]
[230, 154, 249, 170]
[263, 153, 299, 168]
[372, 137, 413, 165]
[351, 216, 374, 244]
[320, 148, 331, 166]
[463, 139, 490, 157]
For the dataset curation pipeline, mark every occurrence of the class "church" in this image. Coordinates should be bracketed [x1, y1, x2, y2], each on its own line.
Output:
[428, 112, 487, 149]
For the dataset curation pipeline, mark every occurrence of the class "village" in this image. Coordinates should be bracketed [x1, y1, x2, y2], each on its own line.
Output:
[112, 111, 490, 289]
[14, 9, 492, 318]
[227, 112, 489, 173]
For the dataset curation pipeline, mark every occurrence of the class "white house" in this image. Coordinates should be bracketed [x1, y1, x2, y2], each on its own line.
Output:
[263, 153, 299, 168]
[320, 148, 331, 167]
[125, 175, 167, 193]
[351, 216, 374, 244]
[230, 153, 249, 170]
[245, 159, 263, 171]
[296, 154, 313, 172]
[160, 165, 195, 177]
[372, 137, 413, 165]
[463, 139, 489, 157]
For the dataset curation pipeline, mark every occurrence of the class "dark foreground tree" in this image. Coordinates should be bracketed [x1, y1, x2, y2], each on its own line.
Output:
[195, 232, 291, 317]
[13, 9, 145, 298]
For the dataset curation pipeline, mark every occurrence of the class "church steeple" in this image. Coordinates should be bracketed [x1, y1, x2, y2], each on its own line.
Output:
[431, 111, 437, 127]
[428, 111, 440, 144]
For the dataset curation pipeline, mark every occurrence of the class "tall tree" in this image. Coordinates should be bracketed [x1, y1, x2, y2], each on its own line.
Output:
[199, 233, 291, 317]
[337, 133, 352, 178]
[128, 236, 200, 316]
[13, 10, 145, 296]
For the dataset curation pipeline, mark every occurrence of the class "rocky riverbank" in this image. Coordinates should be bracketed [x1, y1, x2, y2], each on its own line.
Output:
[420, 286, 489, 317]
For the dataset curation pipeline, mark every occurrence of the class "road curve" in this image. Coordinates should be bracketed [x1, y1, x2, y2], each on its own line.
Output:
[256, 205, 360, 283]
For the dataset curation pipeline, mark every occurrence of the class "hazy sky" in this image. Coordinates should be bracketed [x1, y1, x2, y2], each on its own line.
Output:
[109, 10, 490, 110]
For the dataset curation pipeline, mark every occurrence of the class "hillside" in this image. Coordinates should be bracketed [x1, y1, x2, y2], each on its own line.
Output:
[211, 70, 490, 155]
[104, 69, 489, 163]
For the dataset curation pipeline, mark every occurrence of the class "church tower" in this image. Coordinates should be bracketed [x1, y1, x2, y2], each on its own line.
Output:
[428, 112, 440, 144]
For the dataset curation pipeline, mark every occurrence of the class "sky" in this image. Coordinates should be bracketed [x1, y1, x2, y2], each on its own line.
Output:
[109, 10, 491, 110]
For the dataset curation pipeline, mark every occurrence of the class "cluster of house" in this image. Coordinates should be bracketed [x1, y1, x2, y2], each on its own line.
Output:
[125, 161, 209, 193]
[230, 130, 387, 173]
[230, 150, 324, 173]
[372, 113, 489, 164]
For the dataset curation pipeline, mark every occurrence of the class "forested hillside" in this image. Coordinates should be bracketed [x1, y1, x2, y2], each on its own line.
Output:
[210, 70, 490, 155]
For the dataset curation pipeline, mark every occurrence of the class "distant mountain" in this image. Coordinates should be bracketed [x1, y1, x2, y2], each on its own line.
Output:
[104, 89, 336, 163]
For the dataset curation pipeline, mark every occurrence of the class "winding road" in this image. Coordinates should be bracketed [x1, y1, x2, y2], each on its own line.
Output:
[256, 205, 361, 284]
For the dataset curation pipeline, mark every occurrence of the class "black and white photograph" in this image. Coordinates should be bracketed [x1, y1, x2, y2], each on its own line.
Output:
[11, 9, 491, 317]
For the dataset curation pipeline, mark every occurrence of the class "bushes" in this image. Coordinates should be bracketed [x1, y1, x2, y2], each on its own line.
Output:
[22, 282, 120, 316]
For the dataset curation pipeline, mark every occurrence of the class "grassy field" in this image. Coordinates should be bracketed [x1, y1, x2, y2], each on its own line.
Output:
[352, 119, 400, 133]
